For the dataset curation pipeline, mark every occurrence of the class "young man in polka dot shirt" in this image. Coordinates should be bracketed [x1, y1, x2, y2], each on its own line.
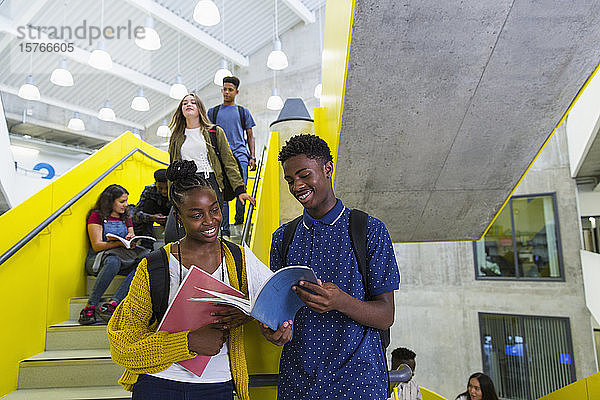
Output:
[261, 134, 400, 399]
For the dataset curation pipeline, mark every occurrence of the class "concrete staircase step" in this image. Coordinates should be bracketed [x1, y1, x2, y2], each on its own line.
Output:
[18, 350, 123, 389]
[69, 298, 114, 322]
[87, 275, 125, 297]
[46, 321, 109, 350]
[2, 386, 130, 399]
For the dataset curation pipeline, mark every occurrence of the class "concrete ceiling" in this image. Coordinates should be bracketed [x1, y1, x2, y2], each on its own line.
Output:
[334, 0, 600, 242]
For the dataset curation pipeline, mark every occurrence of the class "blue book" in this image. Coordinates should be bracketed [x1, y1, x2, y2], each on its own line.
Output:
[190, 265, 317, 330]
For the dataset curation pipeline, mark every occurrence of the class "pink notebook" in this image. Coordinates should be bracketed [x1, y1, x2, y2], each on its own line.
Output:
[157, 266, 245, 376]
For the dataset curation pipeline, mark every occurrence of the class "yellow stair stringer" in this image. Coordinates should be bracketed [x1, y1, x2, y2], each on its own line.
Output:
[0, 132, 168, 397]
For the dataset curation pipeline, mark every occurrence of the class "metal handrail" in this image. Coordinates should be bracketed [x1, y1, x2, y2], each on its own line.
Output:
[241, 146, 267, 245]
[0, 147, 168, 266]
[248, 368, 410, 387]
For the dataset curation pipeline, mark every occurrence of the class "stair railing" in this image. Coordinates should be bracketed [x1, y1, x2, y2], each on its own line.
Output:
[0, 148, 168, 267]
[241, 146, 267, 246]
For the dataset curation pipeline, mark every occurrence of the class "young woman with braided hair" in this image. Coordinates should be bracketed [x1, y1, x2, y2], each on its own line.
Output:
[107, 160, 272, 400]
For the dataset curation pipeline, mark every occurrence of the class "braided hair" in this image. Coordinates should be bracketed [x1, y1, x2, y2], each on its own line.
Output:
[166, 160, 215, 214]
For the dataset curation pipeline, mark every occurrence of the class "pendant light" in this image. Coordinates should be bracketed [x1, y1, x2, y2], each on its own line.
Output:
[67, 112, 85, 131]
[156, 119, 171, 137]
[50, 58, 74, 87]
[267, 0, 288, 70]
[19, 54, 40, 101]
[88, 0, 112, 70]
[213, 2, 231, 86]
[193, 0, 220, 26]
[267, 71, 283, 110]
[135, 16, 161, 51]
[131, 88, 150, 111]
[314, 6, 323, 99]
[18, 75, 41, 101]
[98, 100, 116, 121]
[170, 33, 188, 99]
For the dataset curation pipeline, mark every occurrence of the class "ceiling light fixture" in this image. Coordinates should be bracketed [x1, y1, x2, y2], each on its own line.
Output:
[50, 58, 74, 86]
[170, 33, 188, 99]
[156, 119, 171, 137]
[88, 0, 112, 70]
[67, 112, 85, 131]
[267, 0, 288, 70]
[135, 16, 161, 51]
[131, 88, 150, 111]
[18, 75, 41, 101]
[267, 87, 283, 110]
[213, 59, 231, 86]
[98, 100, 116, 121]
[193, 0, 221, 26]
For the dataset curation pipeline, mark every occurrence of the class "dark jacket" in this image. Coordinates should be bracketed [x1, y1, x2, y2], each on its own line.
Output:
[133, 185, 171, 249]
[168, 125, 245, 197]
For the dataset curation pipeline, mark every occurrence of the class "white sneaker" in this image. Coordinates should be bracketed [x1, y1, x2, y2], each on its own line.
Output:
[222, 235, 231, 241]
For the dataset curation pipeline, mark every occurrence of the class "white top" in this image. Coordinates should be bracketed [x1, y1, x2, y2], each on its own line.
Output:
[150, 244, 272, 383]
[389, 380, 423, 400]
[181, 127, 213, 174]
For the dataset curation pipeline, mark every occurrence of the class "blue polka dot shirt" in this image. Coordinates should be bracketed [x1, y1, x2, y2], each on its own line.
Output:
[270, 199, 400, 399]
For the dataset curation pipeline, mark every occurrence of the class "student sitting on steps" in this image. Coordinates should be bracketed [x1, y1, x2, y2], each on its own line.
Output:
[79, 184, 149, 325]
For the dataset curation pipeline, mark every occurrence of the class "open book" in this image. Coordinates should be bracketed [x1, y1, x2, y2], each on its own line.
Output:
[190, 265, 318, 331]
[105, 233, 156, 249]
[157, 266, 244, 377]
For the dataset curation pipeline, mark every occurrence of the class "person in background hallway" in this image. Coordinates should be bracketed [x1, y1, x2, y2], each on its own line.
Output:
[164, 93, 255, 243]
[208, 76, 257, 238]
[107, 160, 272, 400]
[262, 134, 400, 400]
[133, 168, 171, 250]
[390, 347, 423, 400]
[455, 373, 499, 400]
[79, 184, 149, 325]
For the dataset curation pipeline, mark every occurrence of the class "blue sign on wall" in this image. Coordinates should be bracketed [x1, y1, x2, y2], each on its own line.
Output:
[33, 162, 55, 179]
[504, 344, 524, 356]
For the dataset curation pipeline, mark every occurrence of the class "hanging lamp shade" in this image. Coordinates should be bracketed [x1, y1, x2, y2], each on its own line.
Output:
[169, 74, 188, 100]
[88, 41, 112, 70]
[213, 59, 232, 86]
[131, 88, 150, 111]
[156, 119, 171, 137]
[193, 0, 221, 26]
[314, 83, 322, 99]
[267, 87, 283, 110]
[98, 100, 116, 121]
[18, 75, 41, 101]
[67, 112, 85, 131]
[50, 59, 74, 86]
[267, 39, 288, 70]
[135, 16, 161, 50]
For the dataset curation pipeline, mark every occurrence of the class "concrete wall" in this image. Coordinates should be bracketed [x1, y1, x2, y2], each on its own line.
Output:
[390, 124, 597, 398]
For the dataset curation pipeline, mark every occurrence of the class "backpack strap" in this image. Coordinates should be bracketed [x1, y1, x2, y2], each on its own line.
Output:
[146, 247, 170, 326]
[209, 127, 226, 169]
[222, 239, 243, 289]
[237, 105, 247, 133]
[281, 216, 303, 268]
[210, 105, 221, 124]
[349, 209, 369, 297]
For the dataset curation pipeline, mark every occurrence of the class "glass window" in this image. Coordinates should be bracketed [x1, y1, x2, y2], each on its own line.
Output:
[480, 313, 575, 400]
[474, 194, 562, 279]
[581, 216, 600, 253]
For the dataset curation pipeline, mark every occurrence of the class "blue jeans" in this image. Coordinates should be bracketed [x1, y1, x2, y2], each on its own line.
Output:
[132, 374, 234, 400]
[221, 160, 248, 235]
[85, 254, 135, 307]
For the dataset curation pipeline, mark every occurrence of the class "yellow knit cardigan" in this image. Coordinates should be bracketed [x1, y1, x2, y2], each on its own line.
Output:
[107, 242, 250, 400]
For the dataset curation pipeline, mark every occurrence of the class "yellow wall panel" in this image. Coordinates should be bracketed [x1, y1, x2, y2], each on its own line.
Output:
[0, 132, 169, 397]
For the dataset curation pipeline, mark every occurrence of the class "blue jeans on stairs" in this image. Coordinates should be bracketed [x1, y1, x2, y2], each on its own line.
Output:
[85, 254, 135, 307]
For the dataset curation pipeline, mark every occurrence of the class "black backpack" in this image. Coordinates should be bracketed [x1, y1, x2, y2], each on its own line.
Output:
[280, 209, 391, 351]
[145, 240, 245, 325]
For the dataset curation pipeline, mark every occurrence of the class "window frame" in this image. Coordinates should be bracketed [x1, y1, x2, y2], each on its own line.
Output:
[478, 312, 576, 400]
[473, 192, 565, 282]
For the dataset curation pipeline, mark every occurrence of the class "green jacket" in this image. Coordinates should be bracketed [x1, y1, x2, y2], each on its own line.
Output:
[168, 125, 245, 197]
